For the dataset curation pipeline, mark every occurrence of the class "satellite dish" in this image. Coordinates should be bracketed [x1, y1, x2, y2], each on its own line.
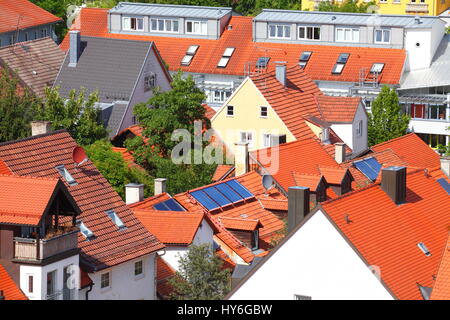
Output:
[262, 174, 274, 190]
[72, 146, 88, 167]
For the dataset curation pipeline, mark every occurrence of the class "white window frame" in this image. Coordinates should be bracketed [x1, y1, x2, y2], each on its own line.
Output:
[335, 27, 360, 43]
[374, 29, 390, 44]
[262, 133, 271, 148]
[298, 26, 321, 41]
[185, 20, 207, 35]
[213, 90, 231, 103]
[226, 105, 234, 117]
[100, 271, 111, 289]
[260, 106, 268, 118]
[268, 24, 291, 39]
[134, 260, 144, 278]
[122, 16, 144, 32]
[150, 18, 179, 33]
[240, 131, 253, 147]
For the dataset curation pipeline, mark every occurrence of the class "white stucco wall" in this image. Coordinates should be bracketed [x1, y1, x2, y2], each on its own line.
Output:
[84, 253, 156, 300]
[20, 254, 80, 300]
[229, 211, 394, 300]
[405, 29, 433, 71]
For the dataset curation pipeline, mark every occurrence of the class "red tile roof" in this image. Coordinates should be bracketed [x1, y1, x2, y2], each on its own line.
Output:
[0, 264, 27, 300]
[156, 256, 176, 299]
[128, 192, 172, 210]
[316, 95, 361, 123]
[0, 130, 164, 271]
[216, 248, 236, 270]
[62, 8, 405, 85]
[111, 147, 144, 170]
[318, 166, 349, 185]
[219, 216, 261, 231]
[0, 0, 61, 33]
[321, 169, 450, 300]
[112, 125, 149, 146]
[203, 103, 216, 120]
[258, 198, 288, 211]
[0, 159, 11, 175]
[372, 133, 441, 170]
[212, 164, 234, 182]
[431, 234, 450, 300]
[133, 209, 205, 246]
[0, 175, 60, 225]
[292, 173, 323, 192]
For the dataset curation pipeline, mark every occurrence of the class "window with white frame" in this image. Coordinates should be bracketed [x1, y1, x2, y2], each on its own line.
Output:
[227, 105, 234, 116]
[374, 29, 390, 44]
[150, 18, 179, 33]
[144, 73, 157, 91]
[101, 272, 111, 289]
[298, 26, 320, 40]
[262, 133, 271, 147]
[268, 24, 291, 39]
[134, 260, 143, 276]
[122, 17, 144, 31]
[356, 120, 363, 136]
[212, 90, 231, 103]
[240, 131, 253, 147]
[335, 27, 359, 42]
[185, 20, 207, 35]
[260, 106, 268, 117]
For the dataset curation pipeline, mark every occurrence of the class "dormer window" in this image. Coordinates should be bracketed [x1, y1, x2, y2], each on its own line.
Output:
[55, 165, 77, 186]
[374, 29, 390, 44]
[336, 27, 359, 43]
[150, 18, 179, 33]
[181, 45, 199, 66]
[186, 20, 207, 35]
[268, 24, 291, 39]
[106, 210, 126, 230]
[256, 57, 270, 68]
[298, 26, 320, 41]
[123, 17, 144, 31]
[251, 230, 259, 250]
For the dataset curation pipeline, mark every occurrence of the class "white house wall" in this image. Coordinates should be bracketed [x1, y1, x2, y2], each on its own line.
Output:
[229, 211, 393, 300]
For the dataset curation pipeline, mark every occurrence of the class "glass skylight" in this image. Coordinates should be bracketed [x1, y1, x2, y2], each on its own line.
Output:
[223, 47, 235, 57]
[181, 55, 194, 66]
[78, 221, 94, 239]
[106, 210, 126, 229]
[256, 57, 270, 68]
[299, 51, 312, 62]
[186, 45, 199, 55]
[337, 53, 350, 64]
[370, 63, 385, 74]
[331, 63, 345, 74]
[55, 165, 77, 186]
[217, 57, 230, 68]
[417, 242, 431, 256]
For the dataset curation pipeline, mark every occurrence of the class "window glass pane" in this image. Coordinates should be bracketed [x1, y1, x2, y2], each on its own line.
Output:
[345, 29, 351, 40]
[151, 19, 157, 31]
[173, 20, 179, 32]
[123, 17, 131, 30]
[307, 27, 313, 39]
[314, 27, 320, 39]
[158, 20, 164, 31]
[375, 30, 382, 42]
[131, 18, 136, 30]
[201, 21, 207, 34]
[277, 25, 283, 37]
[269, 25, 276, 37]
[352, 29, 359, 42]
[186, 21, 192, 33]
[383, 30, 390, 42]
[299, 27, 305, 39]
[284, 26, 290, 38]
[137, 18, 143, 30]
[336, 29, 344, 41]
[166, 20, 171, 31]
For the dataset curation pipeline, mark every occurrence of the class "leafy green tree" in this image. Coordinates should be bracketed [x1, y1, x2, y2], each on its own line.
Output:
[34, 87, 107, 146]
[168, 244, 231, 300]
[318, 0, 376, 13]
[0, 69, 41, 143]
[368, 86, 410, 146]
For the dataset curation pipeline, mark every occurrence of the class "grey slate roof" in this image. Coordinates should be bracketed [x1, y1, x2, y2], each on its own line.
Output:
[54, 36, 152, 103]
[105, 102, 128, 138]
[255, 9, 439, 29]
[400, 34, 450, 90]
[109, 2, 231, 19]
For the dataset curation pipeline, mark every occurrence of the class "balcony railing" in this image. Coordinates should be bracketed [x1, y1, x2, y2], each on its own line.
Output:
[13, 230, 78, 262]
[406, 3, 429, 13]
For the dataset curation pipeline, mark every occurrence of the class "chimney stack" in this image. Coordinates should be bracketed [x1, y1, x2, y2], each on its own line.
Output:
[31, 121, 52, 136]
[234, 142, 249, 176]
[441, 157, 450, 178]
[69, 30, 81, 67]
[335, 143, 346, 164]
[381, 166, 407, 204]
[125, 183, 144, 205]
[154, 178, 167, 195]
[288, 186, 310, 233]
[275, 62, 287, 87]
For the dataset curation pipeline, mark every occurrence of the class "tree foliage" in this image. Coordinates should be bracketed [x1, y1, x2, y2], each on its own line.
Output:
[368, 86, 410, 146]
[168, 244, 231, 300]
[317, 0, 376, 13]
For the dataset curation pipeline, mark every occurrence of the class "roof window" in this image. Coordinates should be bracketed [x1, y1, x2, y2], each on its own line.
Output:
[217, 47, 235, 68]
[370, 63, 385, 74]
[299, 51, 312, 69]
[332, 53, 350, 75]
[181, 45, 199, 66]
[417, 242, 431, 256]
[77, 220, 94, 239]
[55, 165, 77, 186]
[106, 210, 126, 229]
[256, 57, 270, 69]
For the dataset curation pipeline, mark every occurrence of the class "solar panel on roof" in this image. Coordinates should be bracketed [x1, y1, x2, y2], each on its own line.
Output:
[226, 180, 253, 199]
[365, 157, 382, 173]
[153, 202, 169, 210]
[215, 183, 243, 202]
[191, 190, 220, 210]
[203, 186, 231, 207]
[353, 157, 382, 181]
[437, 178, 450, 195]
[153, 198, 185, 211]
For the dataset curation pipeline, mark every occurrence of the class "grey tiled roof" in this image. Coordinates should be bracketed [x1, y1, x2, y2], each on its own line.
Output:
[105, 102, 129, 138]
[109, 2, 231, 19]
[54, 36, 152, 103]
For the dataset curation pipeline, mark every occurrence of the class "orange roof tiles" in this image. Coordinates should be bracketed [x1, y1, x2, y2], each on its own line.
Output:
[62, 8, 405, 85]
[156, 256, 176, 299]
[372, 133, 441, 169]
[212, 164, 234, 182]
[0, 159, 11, 175]
[0, 130, 164, 271]
[111, 147, 144, 170]
[258, 198, 288, 211]
[0, 0, 61, 33]
[216, 248, 236, 270]
[219, 217, 261, 231]
[316, 95, 361, 123]
[318, 166, 349, 185]
[292, 173, 323, 192]
[203, 103, 216, 120]
[0, 264, 27, 300]
[431, 234, 450, 300]
[321, 169, 450, 300]
[0, 175, 59, 225]
[133, 209, 205, 246]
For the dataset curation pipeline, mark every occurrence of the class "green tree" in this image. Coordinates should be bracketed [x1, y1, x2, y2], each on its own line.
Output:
[168, 244, 231, 300]
[0, 69, 41, 143]
[318, 0, 376, 13]
[368, 86, 410, 146]
[34, 87, 107, 145]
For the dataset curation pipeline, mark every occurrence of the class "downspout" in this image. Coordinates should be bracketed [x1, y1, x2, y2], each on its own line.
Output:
[85, 282, 94, 300]
[155, 249, 166, 300]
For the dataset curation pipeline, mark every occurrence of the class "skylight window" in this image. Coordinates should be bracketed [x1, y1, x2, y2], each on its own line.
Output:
[417, 242, 431, 256]
[77, 220, 94, 239]
[217, 47, 235, 68]
[337, 53, 350, 64]
[181, 45, 199, 66]
[55, 165, 77, 186]
[106, 210, 126, 229]
[332, 53, 350, 75]
[256, 57, 270, 68]
[186, 45, 199, 55]
[299, 51, 312, 69]
[370, 63, 385, 74]
[223, 47, 235, 57]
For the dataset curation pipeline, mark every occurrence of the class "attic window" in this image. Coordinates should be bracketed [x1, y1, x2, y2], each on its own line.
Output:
[217, 47, 235, 68]
[337, 53, 350, 64]
[106, 210, 126, 229]
[299, 51, 312, 69]
[417, 242, 431, 256]
[256, 57, 270, 69]
[77, 220, 94, 239]
[55, 165, 77, 186]
[332, 53, 350, 75]
[331, 63, 345, 74]
[370, 63, 385, 74]
[181, 45, 199, 66]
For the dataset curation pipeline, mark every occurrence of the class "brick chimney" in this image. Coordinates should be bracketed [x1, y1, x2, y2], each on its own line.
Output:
[275, 62, 287, 87]
[288, 186, 310, 233]
[154, 178, 167, 195]
[125, 183, 144, 205]
[234, 142, 249, 176]
[31, 121, 52, 136]
[335, 143, 346, 164]
[441, 157, 450, 178]
[69, 30, 81, 67]
[381, 166, 407, 204]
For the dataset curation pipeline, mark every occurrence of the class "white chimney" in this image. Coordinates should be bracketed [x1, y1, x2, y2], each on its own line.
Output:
[31, 121, 52, 136]
[335, 143, 346, 164]
[441, 157, 450, 178]
[69, 30, 81, 67]
[234, 142, 249, 176]
[125, 183, 144, 205]
[154, 178, 167, 195]
[275, 63, 287, 87]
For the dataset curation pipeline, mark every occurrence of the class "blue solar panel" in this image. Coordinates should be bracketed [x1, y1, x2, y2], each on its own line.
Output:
[354, 160, 378, 181]
[365, 157, 382, 174]
[191, 190, 220, 210]
[215, 183, 243, 202]
[437, 178, 450, 195]
[203, 186, 231, 207]
[153, 202, 169, 210]
[226, 180, 253, 199]
[164, 198, 185, 211]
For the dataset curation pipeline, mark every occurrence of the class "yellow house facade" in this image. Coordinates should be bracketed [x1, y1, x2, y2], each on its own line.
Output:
[301, 0, 450, 16]
[211, 77, 296, 156]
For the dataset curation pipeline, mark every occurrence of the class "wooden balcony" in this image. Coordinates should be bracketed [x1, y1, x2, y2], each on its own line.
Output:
[406, 3, 429, 13]
[13, 230, 78, 262]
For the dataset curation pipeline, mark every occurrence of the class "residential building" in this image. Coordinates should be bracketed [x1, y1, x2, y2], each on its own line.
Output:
[228, 165, 450, 300]
[211, 64, 368, 157]
[302, 0, 450, 16]
[0, 264, 27, 300]
[54, 32, 172, 137]
[430, 233, 450, 300]
[0, 0, 61, 47]
[0, 37, 65, 98]
[0, 124, 165, 300]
